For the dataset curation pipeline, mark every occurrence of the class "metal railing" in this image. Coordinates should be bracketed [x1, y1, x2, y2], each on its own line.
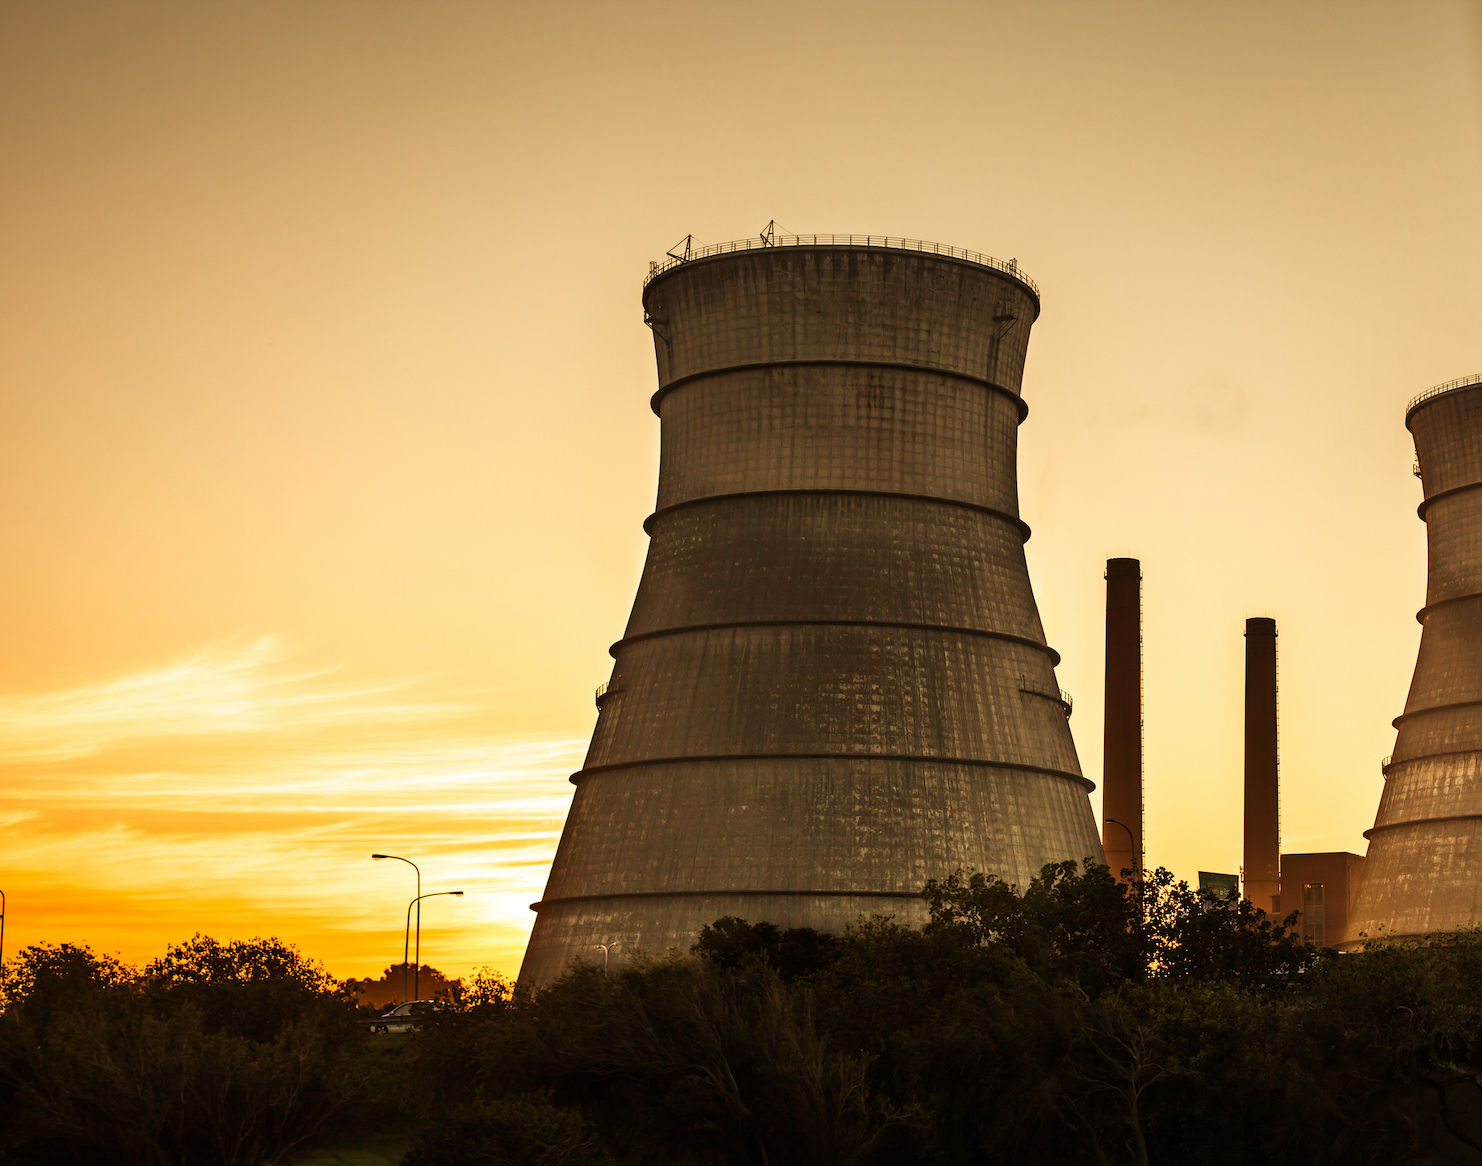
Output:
[1019, 676, 1073, 717]
[1406, 374, 1482, 417]
[595, 681, 609, 708]
[1381, 754, 1393, 773]
[644, 232, 1040, 297]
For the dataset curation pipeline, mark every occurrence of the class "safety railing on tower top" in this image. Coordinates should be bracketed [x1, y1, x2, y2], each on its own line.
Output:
[1406, 374, 1482, 417]
[644, 232, 1040, 298]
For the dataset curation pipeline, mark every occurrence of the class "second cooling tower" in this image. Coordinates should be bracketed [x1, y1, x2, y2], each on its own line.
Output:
[1347, 374, 1482, 945]
[521, 234, 1104, 982]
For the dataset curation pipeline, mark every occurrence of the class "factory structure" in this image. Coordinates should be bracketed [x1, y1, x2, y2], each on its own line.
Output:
[519, 226, 1479, 978]
[520, 233, 1103, 982]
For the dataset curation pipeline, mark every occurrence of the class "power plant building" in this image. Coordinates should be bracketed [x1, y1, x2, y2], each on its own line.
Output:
[521, 233, 1104, 983]
[1280, 851, 1365, 948]
[1346, 374, 1482, 946]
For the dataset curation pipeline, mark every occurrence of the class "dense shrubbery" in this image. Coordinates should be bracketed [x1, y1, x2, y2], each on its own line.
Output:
[0, 935, 392, 1166]
[401, 863, 1482, 1166]
[6, 865, 1482, 1164]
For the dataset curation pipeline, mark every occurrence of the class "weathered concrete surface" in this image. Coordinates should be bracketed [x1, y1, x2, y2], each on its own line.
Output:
[520, 242, 1103, 984]
[1346, 381, 1482, 946]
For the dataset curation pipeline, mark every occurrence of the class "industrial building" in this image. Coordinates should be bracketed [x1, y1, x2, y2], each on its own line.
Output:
[520, 232, 1103, 983]
[1281, 852, 1366, 948]
[1345, 375, 1482, 947]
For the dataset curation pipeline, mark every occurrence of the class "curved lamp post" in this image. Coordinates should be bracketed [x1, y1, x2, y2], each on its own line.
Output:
[405, 892, 463, 1000]
[372, 854, 419, 1003]
[594, 942, 619, 972]
[0, 888, 6, 994]
[1104, 817, 1136, 862]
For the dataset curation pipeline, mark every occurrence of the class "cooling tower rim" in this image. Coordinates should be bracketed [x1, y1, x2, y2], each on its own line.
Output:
[1415, 589, 1482, 624]
[1417, 479, 1482, 522]
[649, 359, 1030, 423]
[643, 233, 1041, 305]
[1364, 811, 1482, 840]
[642, 489, 1032, 541]
[1379, 746, 1482, 779]
[569, 752, 1094, 792]
[1392, 697, 1482, 729]
[1405, 373, 1482, 426]
[609, 620, 1062, 666]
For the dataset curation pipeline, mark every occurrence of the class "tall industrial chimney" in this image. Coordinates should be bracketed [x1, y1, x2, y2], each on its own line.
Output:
[520, 234, 1105, 983]
[1103, 558, 1143, 880]
[1346, 374, 1482, 946]
[1243, 617, 1280, 914]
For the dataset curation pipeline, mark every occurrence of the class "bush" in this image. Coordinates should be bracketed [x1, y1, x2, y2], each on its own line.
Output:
[0, 935, 368, 1166]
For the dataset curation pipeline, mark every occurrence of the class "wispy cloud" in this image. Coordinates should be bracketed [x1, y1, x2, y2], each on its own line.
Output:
[0, 637, 470, 764]
[0, 640, 582, 978]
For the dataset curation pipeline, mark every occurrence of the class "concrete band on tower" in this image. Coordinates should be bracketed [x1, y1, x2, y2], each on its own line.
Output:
[1345, 375, 1482, 947]
[519, 237, 1104, 984]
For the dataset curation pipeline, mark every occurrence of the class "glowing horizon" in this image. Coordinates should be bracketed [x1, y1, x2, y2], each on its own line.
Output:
[0, 1, 1478, 982]
[0, 638, 583, 979]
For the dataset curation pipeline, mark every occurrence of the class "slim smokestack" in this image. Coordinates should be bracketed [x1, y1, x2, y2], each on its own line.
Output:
[1243, 617, 1280, 914]
[1103, 558, 1143, 880]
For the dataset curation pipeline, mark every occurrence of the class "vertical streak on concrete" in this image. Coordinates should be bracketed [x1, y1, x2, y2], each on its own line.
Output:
[1103, 558, 1143, 880]
[1244, 617, 1280, 914]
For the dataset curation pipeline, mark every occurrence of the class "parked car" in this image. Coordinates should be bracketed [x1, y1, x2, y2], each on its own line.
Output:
[365, 1000, 446, 1034]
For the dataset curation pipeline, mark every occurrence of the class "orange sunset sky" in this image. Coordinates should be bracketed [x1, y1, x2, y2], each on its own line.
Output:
[2, 1, 1480, 982]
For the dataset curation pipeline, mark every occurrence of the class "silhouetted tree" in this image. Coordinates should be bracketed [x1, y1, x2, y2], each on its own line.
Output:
[693, 917, 839, 981]
[0, 935, 365, 1166]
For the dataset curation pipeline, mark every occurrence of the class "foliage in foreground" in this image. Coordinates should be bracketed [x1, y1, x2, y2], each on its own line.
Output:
[403, 863, 1482, 1166]
[0, 935, 402, 1166]
[6, 865, 1482, 1165]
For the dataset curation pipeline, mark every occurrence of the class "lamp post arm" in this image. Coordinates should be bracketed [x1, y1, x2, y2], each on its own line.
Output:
[1104, 817, 1138, 875]
[403, 892, 465, 1001]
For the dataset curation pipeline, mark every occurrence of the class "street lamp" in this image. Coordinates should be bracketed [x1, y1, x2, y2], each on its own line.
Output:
[594, 942, 619, 972]
[372, 854, 419, 1003]
[1104, 817, 1138, 878]
[0, 888, 6, 995]
[405, 892, 464, 1001]
[1104, 817, 1135, 852]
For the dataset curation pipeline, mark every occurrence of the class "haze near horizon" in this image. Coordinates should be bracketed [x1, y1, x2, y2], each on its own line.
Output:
[1, 0, 1478, 979]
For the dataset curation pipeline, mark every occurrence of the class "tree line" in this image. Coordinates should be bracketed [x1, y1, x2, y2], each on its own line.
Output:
[3, 862, 1482, 1164]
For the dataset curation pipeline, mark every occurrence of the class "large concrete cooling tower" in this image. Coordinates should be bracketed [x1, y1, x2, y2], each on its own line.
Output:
[1346, 374, 1482, 946]
[520, 233, 1104, 983]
